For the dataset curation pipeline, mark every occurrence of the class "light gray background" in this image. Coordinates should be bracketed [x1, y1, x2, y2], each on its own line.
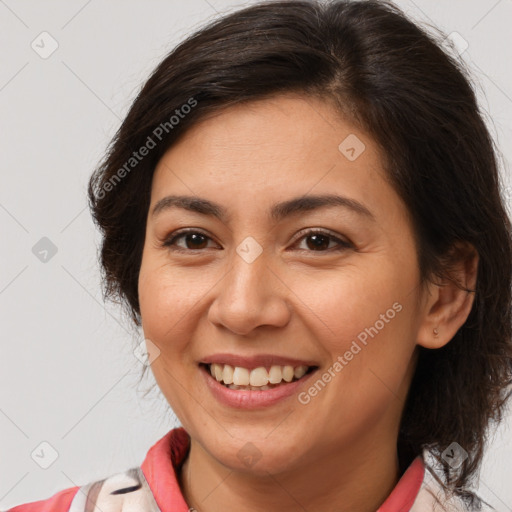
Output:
[1, 0, 511, 510]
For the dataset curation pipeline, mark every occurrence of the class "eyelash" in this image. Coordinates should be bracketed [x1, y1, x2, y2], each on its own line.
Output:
[161, 228, 353, 253]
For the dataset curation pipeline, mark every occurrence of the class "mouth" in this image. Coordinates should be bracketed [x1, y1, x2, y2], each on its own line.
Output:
[199, 362, 318, 391]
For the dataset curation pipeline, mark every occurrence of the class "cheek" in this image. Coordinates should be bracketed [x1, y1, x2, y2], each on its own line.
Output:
[290, 261, 418, 395]
[138, 265, 203, 419]
[291, 264, 405, 348]
[138, 262, 211, 345]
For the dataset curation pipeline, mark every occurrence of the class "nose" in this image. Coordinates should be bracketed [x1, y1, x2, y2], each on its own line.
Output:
[207, 249, 292, 336]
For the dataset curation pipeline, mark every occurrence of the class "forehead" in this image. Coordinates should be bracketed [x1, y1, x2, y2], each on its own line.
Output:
[150, 94, 401, 224]
[160, 94, 371, 166]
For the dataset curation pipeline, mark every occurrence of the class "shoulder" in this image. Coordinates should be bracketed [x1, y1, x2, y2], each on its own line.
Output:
[5, 467, 161, 512]
[5, 486, 80, 512]
[4, 428, 188, 512]
[68, 466, 161, 512]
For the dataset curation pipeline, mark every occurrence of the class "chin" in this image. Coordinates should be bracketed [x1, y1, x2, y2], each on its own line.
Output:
[204, 431, 305, 476]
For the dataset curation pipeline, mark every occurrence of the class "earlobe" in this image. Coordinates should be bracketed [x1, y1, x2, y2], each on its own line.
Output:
[416, 242, 479, 350]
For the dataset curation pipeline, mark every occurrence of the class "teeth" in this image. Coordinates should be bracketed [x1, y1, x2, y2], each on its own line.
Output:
[249, 367, 268, 386]
[223, 364, 234, 385]
[208, 363, 310, 388]
[282, 366, 294, 382]
[214, 364, 223, 381]
[227, 384, 271, 390]
[294, 366, 307, 379]
[233, 366, 250, 386]
[269, 365, 283, 384]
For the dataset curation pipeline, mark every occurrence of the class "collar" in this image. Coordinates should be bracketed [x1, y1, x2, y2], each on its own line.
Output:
[141, 427, 425, 512]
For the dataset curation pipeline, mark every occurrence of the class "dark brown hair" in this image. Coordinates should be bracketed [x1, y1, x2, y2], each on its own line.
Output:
[88, 1, 512, 509]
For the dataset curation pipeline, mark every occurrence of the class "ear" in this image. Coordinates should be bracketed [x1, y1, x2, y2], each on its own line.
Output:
[416, 242, 479, 349]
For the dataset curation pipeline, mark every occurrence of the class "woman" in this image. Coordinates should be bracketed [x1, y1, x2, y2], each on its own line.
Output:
[7, 0, 511, 511]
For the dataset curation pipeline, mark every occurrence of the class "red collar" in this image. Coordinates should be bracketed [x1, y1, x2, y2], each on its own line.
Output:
[141, 427, 425, 512]
[377, 455, 424, 512]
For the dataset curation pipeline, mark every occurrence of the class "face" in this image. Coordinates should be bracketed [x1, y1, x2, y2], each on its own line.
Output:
[138, 93, 426, 475]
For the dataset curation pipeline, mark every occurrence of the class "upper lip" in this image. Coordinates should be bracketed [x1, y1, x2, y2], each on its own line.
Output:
[200, 353, 319, 370]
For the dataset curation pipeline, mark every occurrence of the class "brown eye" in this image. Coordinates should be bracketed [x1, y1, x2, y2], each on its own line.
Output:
[304, 233, 331, 251]
[294, 230, 353, 252]
[180, 233, 209, 249]
[162, 230, 216, 251]
[161, 228, 352, 253]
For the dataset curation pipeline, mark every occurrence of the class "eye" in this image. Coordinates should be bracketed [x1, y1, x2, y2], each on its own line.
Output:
[292, 229, 353, 252]
[161, 229, 219, 251]
[161, 228, 352, 253]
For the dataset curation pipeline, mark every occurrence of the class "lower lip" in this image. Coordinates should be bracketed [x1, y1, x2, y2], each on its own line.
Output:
[200, 364, 317, 409]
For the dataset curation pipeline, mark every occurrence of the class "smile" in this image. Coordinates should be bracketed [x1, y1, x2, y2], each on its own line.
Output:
[205, 363, 315, 390]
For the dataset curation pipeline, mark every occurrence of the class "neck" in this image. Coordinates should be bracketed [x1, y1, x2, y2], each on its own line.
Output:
[178, 432, 401, 512]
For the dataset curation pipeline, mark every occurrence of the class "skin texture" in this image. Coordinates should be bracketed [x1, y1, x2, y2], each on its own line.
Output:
[137, 93, 478, 512]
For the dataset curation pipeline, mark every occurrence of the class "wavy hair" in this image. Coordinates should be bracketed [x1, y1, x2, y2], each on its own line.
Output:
[87, 1, 512, 509]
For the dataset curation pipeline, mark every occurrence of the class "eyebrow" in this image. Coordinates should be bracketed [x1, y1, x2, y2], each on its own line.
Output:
[151, 194, 375, 223]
